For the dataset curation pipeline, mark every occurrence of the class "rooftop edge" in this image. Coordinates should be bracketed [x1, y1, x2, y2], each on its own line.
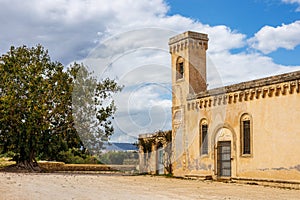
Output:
[188, 70, 300, 100]
[169, 31, 208, 45]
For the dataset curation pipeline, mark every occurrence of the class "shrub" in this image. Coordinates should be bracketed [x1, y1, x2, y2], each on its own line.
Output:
[56, 148, 100, 164]
[99, 151, 138, 165]
[0, 151, 16, 159]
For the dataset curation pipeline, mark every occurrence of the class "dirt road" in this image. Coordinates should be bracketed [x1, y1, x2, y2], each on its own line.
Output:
[0, 172, 299, 200]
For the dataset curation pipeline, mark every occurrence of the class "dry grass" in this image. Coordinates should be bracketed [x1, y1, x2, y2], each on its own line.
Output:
[0, 158, 137, 173]
[0, 157, 15, 169]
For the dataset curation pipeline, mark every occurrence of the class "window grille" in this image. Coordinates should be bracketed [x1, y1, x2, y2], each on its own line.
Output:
[243, 120, 250, 154]
[201, 124, 208, 155]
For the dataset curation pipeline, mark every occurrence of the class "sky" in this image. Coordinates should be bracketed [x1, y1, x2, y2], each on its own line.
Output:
[1, 0, 300, 143]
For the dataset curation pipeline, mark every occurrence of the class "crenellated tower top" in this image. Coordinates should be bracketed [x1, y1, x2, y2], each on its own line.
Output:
[169, 31, 208, 54]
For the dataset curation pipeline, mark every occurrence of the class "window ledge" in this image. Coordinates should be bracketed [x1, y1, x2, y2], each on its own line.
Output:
[200, 154, 209, 158]
[241, 154, 252, 158]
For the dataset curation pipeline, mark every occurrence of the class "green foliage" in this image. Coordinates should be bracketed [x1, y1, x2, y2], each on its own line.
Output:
[0, 45, 122, 169]
[0, 45, 79, 167]
[70, 63, 123, 154]
[138, 130, 172, 153]
[0, 151, 15, 158]
[99, 151, 138, 165]
[138, 130, 172, 174]
[138, 138, 154, 153]
[56, 148, 100, 164]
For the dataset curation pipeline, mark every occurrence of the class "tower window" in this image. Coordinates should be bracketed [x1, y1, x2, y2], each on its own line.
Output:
[176, 57, 184, 80]
[179, 62, 184, 78]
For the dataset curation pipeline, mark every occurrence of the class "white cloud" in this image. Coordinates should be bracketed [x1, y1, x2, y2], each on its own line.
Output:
[0, 0, 170, 64]
[282, 0, 300, 11]
[248, 21, 300, 54]
[203, 25, 246, 53]
[111, 83, 172, 142]
[207, 52, 300, 87]
[1, 0, 300, 142]
[282, 0, 300, 3]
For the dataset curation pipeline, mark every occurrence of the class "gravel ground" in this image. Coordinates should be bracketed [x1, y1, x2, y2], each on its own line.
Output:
[0, 172, 299, 200]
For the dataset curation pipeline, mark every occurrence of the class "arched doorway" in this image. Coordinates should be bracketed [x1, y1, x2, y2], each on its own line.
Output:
[213, 127, 237, 179]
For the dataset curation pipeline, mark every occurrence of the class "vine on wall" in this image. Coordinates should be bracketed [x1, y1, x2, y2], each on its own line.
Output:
[138, 130, 172, 174]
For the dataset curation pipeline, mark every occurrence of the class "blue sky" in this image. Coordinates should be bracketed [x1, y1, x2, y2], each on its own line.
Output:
[167, 0, 300, 65]
[168, 0, 298, 31]
[168, 0, 298, 32]
[0, 0, 300, 143]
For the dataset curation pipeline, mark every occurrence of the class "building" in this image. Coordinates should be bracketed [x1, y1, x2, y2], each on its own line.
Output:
[138, 131, 172, 175]
[169, 31, 300, 185]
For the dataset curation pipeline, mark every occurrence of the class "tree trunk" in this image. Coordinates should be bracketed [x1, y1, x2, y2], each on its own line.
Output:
[16, 160, 41, 172]
[15, 150, 41, 172]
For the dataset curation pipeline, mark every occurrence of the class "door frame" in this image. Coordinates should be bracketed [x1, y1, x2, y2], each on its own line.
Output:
[156, 146, 164, 175]
[212, 125, 237, 179]
[217, 141, 232, 178]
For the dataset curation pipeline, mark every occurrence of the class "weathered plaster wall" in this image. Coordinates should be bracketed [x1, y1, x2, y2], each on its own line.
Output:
[169, 31, 300, 182]
[169, 31, 209, 176]
[183, 78, 300, 181]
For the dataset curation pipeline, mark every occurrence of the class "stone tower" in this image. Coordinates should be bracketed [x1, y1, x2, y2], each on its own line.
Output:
[169, 31, 208, 172]
[169, 31, 208, 104]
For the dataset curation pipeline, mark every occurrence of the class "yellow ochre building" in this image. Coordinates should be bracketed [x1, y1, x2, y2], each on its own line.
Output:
[139, 31, 300, 187]
[139, 31, 300, 189]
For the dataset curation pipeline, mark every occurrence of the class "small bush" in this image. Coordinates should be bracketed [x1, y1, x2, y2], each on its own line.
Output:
[56, 148, 100, 164]
[99, 151, 138, 165]
[0, 151, 15, 159]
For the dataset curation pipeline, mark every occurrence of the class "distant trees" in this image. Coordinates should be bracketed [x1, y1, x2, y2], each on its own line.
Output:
[0, 45, 122, 171]
[99, 151, 138, 165]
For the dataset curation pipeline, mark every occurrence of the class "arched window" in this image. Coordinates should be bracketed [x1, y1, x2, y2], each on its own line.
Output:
[176, 57, 184, 80]
[241, 114, 252, 156]
[200, 119, 208, 155]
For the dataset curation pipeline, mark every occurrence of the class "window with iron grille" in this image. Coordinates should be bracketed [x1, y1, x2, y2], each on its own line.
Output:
[201, 124, 208, 155]
[243, 120, 251, 154]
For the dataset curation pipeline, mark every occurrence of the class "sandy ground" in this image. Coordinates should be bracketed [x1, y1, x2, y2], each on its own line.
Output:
[0, 173, 300, 200]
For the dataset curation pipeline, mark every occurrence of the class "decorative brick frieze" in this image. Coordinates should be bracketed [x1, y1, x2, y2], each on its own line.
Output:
[187, 77, 300, 111]
[169, 31, 208, 53]
[169, 39, 208, 53]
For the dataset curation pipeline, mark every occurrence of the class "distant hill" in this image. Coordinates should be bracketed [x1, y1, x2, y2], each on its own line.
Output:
[103, 142, 138, 152]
